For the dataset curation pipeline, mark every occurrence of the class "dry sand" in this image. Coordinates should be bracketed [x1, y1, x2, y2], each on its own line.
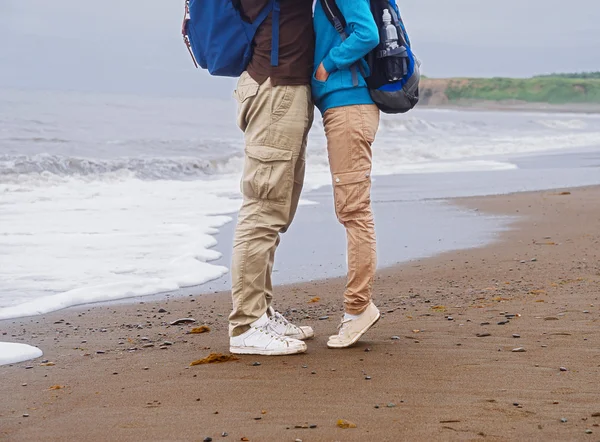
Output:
[1, 187, 599, 441]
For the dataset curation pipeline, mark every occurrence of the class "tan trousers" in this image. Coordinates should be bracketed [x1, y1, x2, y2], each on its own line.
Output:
[323, 104, 380, 315]
[229, 72, 314, 337]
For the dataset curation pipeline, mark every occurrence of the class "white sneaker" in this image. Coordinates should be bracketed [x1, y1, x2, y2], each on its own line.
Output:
[267, 307, 314, 340]
[327, 302, 381, 349]
[230, 313, 307, 356]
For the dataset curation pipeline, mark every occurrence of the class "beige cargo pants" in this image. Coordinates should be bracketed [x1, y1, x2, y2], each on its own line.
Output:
[229, 72, 314, 337]
[323, 104, 380, 315]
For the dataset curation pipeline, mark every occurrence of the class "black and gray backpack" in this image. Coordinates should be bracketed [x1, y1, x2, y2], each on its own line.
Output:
[320, 0, 421, 114]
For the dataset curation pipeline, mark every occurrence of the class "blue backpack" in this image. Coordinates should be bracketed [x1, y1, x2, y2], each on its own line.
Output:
[182, 0, 280, 77]
[320, 0, 420, 114]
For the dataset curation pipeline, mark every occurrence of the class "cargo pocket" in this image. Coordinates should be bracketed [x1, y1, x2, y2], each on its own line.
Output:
[234, 72, 259, 103]
[242, 145, 293, 203]
[234, 73, 260, 131]
[333, 169, 372, 221]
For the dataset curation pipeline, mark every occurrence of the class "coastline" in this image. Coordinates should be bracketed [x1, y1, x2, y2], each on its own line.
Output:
[420, 101, 600, 114]
[3, 141, 600, 320]
[2, 185, 599, 441]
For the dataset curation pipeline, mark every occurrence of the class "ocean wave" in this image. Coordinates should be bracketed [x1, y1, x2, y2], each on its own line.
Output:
[0, 153, 244, 182]
[534, 119, 588, 130]
[5, 136, 71, 144]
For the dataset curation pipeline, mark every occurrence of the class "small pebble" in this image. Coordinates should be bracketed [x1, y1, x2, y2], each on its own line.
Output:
[221, 432, 228, 437]
[447, 316, 454, 321]
[302, 365, 308, 369]
[513, 403, 520, 407]
[25, 366, 33, 369]
[96, 351, 105, 354]
[309, 424, 317, 429]
[583, 310, 590, 314]
[374, 405, 380, 409]
[318, 316, 329, 320]
[512, 347, 526, 352]
[512, 334, 521, 338]
[585, 429, 593, 434]
[295, 439, 303, 442]
[391, 336, 400, 340]
[158, 308, 167, 313]
[561, 418, 568, 423]
[21, 383, 27, 387]
[203, 438, 212, 442]
[560, 367, 568, 372]
[311, 371, 316, 375]
[476, 333, 491, 337]
[252, 362, 261, 367]
[365, 376, 371, 380]
[387, 403, 396, 408]
[143, 367, 149, 370]
[41, 359, 49, 364]
[498, 321, 510, 325]
[23, 414, 29, 417]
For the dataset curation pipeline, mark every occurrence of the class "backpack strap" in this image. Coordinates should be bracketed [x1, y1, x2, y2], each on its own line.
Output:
[244, 0, 280, 67]
[319, 0, 347, 37]
[318, 0, 359, 86]
[271, 0, 280, 66]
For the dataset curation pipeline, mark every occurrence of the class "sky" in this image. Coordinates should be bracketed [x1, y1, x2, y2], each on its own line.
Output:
[0, 0, 599, 97]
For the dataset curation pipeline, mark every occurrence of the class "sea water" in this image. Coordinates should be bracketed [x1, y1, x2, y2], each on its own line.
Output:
[2, 88, 600, 320]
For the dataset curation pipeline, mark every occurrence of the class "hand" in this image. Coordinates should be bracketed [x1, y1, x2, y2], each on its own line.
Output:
[315, 62, 329, 82]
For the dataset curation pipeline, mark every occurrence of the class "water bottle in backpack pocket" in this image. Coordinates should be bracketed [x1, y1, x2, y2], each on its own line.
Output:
[379, 8, 405, 81]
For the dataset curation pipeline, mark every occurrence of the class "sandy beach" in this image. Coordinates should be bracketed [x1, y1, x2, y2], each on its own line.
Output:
[1, 185, 599, 441]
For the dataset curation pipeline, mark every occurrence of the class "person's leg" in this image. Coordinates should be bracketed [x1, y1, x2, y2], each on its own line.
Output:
[229, 73, 313, 339]
[323, 104, 380, 348]
[264, 132, 309, 309]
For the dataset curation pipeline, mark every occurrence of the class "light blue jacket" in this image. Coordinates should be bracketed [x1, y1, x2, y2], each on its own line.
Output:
[312, 0, 379, 114]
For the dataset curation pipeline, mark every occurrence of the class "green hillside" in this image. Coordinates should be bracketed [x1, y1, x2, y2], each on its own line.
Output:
[421, 73, 600, 105]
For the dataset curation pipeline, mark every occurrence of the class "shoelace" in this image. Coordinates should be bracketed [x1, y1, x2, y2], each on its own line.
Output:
[337, 318, 352, 336]
[273, 311, 301, 332]
[255, 324, 287, 343]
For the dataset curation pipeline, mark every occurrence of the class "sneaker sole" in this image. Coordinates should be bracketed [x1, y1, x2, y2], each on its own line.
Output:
[327, 312, 381, 349]
[230, 344, 307, 356]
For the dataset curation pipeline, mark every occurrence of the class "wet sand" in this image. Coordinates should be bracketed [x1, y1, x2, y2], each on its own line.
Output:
[1, 186, 599, 441]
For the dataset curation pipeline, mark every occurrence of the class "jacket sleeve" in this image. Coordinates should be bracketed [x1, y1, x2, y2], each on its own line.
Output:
[322, 0, 379, 73]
